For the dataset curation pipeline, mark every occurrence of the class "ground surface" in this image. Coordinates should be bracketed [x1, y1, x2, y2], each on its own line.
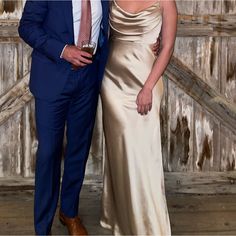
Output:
[0, 183, 236, 235]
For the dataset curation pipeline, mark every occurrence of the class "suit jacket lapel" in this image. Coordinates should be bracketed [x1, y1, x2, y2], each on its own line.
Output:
[101, 0, 109, 34]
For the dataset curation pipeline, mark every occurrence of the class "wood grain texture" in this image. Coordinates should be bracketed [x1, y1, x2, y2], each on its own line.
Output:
[193, 102, 220, 171]
[0, 74, 32, 126]
[176, 0, 194, 15]
[167, 79, 194, 172]
[21, 41, 32, 76]
[160, 78, 169, 170]
[165, 171, 236, 194]
[1, 188, 236, 235]
[194, 0, 222, 15]
[0, 0, 23, 20]
[1, 171, 236, 194]
[220, 125, 236, 171]
[221, 37, 236, 104]
[193, 37, 221, 91]
[0, 111, 23, 177]
[22, 100, 37, 177]
[1, 15, 236, 39]
[222, 0, 236, 14]
[0, 42, 22, 96]
[89, 97, 103, 175]
[0, 0, 236, 179]
[166, 56, 236, 132]
[173, 37, 195, 71]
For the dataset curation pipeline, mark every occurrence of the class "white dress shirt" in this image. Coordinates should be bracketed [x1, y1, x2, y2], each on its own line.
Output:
[73, 0, 102, 46]
[61, 0, 103, 57]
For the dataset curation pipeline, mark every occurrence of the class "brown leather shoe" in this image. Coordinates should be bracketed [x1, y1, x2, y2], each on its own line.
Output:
[59, 211, 88, 235]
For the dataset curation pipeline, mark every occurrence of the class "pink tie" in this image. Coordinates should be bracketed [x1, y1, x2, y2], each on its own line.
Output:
[77, 0, 92, 47]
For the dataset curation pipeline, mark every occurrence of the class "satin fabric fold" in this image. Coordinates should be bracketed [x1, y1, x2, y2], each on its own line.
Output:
[97, 1, 171, 235]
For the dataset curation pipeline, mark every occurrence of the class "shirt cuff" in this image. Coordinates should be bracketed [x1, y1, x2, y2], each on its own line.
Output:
[60, 44, 68, 58]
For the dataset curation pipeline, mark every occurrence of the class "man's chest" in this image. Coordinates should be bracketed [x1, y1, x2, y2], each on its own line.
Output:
[72, 0, 103, 23]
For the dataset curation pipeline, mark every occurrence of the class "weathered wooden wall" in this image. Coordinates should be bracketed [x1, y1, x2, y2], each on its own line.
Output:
[0, 0, 34, 178]
[161, 0, 236, 172]
[0, 0, 235, 179]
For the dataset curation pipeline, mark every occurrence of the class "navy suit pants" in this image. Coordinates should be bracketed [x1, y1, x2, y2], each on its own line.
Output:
[34, 66, 99, 235]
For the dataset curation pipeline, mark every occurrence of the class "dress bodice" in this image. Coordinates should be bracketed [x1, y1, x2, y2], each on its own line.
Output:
[109, 0, 162, 43]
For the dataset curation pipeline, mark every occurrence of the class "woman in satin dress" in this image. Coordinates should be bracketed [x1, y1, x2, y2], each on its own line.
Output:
[99, 0, 177, 235]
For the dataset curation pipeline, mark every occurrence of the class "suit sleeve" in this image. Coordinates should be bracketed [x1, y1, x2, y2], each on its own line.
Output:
[18, 0, 66, 62]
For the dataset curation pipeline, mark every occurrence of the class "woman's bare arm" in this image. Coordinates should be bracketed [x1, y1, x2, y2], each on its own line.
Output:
[136, 0, 177, 115]
[145, 0, 177, 89]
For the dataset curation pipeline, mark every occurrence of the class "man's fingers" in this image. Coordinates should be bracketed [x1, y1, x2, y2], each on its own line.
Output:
[72, 59, 87, 67]
[79, 56, 92, 64]
[80, 51, 93, 58]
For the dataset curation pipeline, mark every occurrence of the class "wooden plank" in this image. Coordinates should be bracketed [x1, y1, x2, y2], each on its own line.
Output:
[160, 78, 169, 170]
[22, 100, 37, 177]
[0, 176, 103, 192]
[0, 42, 23, 96]
[0, 1, 23, 20]
[222, 0, 236, 14]
[0, 20, 19, 41]
[174, 0, 194, 69]
[178, 14, 236, 36]
[220, 125, 236, 171]
[194, 0, 222, 15]
[1, 13, 236, 39]
[1, 171, 236, 194]
[167, 80, 194, 172]
[173, 37, 195, 72]
[193, 103, 220, 171]
[164, 172, 236, 195]
[193, 0, 222, 90]
[0, 74, 32, 126]
[165, 56, 236, 132]
[170, 211, 236, 235]
[168, 194, 236, 212]
[221, 37, 236, 104]
[0, 111, 23, 177]
[176, 0, 194, 15]
[88, 97, 103, 176]
[22, 42, 32, 76]
[192, 36, 221, 91]
[0, 187, 111, 235]
[1, 186, 236, 235]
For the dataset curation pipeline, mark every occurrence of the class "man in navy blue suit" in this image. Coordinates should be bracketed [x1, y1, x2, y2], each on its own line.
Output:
[18, 0, 109, 235]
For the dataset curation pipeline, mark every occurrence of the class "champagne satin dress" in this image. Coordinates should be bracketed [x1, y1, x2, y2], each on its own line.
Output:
[100, 1, 171, 235]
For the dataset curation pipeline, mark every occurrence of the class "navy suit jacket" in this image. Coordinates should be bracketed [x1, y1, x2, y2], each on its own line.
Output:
[18, 0, 109, 100]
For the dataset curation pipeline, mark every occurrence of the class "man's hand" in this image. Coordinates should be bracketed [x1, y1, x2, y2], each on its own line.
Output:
[62, 45, 92, 67]
[152, 35, 161, 56]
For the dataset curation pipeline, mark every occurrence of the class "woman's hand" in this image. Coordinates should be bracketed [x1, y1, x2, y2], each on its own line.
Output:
[136, 87, 153, 115]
